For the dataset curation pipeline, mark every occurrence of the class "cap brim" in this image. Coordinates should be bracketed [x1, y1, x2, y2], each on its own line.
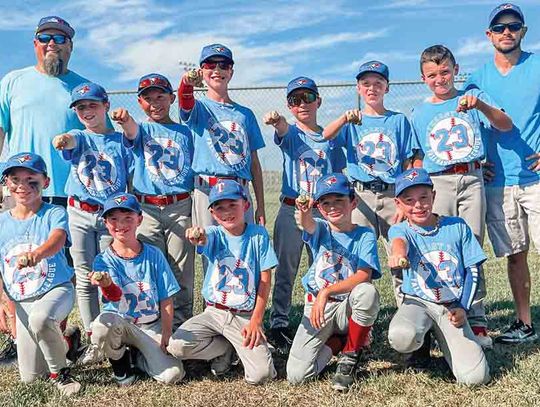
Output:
[490, 10, 524, 26]
[356, 70, 388, 81]
[286, 85, 319, 96]
[396, 182, 433, 197]
[36, 23, 74, 38]
[200, 55, 234, 66]
[137, 85, 172, 96]
[208, 193, 246, 208]
[2, 163, 46, 177]
[69, 96, 107, 108]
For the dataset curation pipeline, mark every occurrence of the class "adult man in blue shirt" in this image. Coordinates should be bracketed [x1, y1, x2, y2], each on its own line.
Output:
[466, 3, 540, 344]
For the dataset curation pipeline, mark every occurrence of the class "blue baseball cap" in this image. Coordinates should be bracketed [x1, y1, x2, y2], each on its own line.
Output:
[395, 168, 434, 197]
[36, 16, 75, 38]
[102, 193, 142, 217]
[489, 3, 524, 26]
[2, 152, 47, 178]
[356, 60, 389, 81]
[208, 179, 247, 208]
[199, 44, 234, 65]
[70, 82, 108, 108]
[137, 73, 173, 96]
[286, 76, 319, 96]
[314, 173, 354, 201]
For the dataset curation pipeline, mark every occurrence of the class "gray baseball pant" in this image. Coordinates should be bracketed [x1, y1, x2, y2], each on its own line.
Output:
[168, 306, 275, 385]
[137, 197, 195, 330]
[431, 169, 487, 328]
[15, 282, 75, 382]
[287, 283, 380, 384]
[388, 295, 490, 385]
[68, 205, 113, 333]
[91, 312, 184, 384]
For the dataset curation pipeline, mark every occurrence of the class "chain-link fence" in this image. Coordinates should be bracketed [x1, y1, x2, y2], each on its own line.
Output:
[108, 80, 465, 228]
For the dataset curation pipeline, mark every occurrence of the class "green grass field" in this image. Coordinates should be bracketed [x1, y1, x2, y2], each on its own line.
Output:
[1, 175, 540, 406]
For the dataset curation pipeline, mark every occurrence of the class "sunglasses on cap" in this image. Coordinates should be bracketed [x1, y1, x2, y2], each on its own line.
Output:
[35, 33, 68, 45]
[287, 91, 318, 107]
[490, 21, 523, 34]
[138, 77, 172, 92]
[201, 61, 233, 70]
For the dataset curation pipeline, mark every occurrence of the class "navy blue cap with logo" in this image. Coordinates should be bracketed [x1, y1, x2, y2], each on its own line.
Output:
[102, 193, 142, 218]
[356, 60, 389, 81]
[314, 173, 354, 201]
[70, 82, 109, 108]
[394, 168, 434, 197]
[199, 44, 234, 65]
[36, 16, 75, 38]
[488, 3, 524, 26]
[208, 179, 247, 208]
[286, 77, 319, 97]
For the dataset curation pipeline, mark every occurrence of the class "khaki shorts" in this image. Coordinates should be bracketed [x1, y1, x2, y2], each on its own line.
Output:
[486, 181, 540, 257]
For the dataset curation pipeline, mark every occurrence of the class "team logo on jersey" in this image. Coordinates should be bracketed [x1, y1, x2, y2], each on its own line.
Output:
[356, 129, 397, 177]
[297, 148, 329, 195]
[77, 149, 121, 199]
[209, 256, 256, 310]
[312, 249, 354, 301]
[2, 242, 51, 301]
[17, 154, 32, 164]
[207, 119, 249, 170]
[115, 279, 158, 324]
[77, 85, 91, 95]
[411, 249, 462, 303]
[426, 111, 481, 166]
[143, 136, 188, 185]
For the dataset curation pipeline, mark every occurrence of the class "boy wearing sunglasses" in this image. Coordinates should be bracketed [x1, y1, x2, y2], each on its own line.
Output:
[177, 44, 266, 230]
[410, 45, 513, 350]
[262, 77, 346, 355]
[107, 73, 195, 330]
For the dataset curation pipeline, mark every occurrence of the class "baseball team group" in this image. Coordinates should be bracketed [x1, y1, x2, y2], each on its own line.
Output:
[0, 1, 539, 398]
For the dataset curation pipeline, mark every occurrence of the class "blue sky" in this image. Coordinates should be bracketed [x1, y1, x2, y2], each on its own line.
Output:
[2, 0, 540, 90]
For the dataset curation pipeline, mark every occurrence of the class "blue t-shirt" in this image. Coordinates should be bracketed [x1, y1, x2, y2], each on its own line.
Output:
[93, 243, 180, 324]
[388, 216, 486, 310]
[0, 67, 88, 197]
[61, 129, 133, 205]
[200, 224, 278, 311]
[127, 122, 194, 195]
[341, 111, 413, 183]
[411, 89, 495, 174]
[302, 219, 381, 301]
[180, 97, 265, 180]
[275, 123, 346, 198]
[465, 52, 540, 186]
[0, 203, 73, 301]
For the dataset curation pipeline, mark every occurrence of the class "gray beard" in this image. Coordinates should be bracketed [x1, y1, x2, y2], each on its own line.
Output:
[43, 53, 64, 77]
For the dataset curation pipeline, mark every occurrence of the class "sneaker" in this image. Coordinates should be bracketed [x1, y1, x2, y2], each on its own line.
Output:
[495, 320, 538, 345]
[0, 337, 17, 368]
[471, 326, 493, 349]
[110, 349, 137, 386]
[210, 346, 234, 377]
[404, 332, 431, 369]
[114, 372, 138, 387]
[51, 368, 81, 396]
[64, 326, 82, 364]
[78, 342, 105, 365]
[331, 352, 359, 391]
[267, 327, 293, 356]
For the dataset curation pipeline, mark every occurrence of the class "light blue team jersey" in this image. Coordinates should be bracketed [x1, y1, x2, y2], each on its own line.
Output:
[465, 52, 540, 186]
[340, 111, 413, 183]
[276, 123, 346, 198]
[93, 243, 180, 324]
[61, 129, 133, 205]
[302, 219, 381, 301]
[411, 89, 494, 174]
[0, 203, 73, 301]
[388, 216, 486, 310]
[0, 67, 88, 197]
[200, 224, 278, 311]
[127, 122, 194, 195]
[180, 97, 265, 180]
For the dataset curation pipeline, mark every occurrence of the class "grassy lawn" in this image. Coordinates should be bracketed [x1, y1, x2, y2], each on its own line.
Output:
[2, 176, 540, 406]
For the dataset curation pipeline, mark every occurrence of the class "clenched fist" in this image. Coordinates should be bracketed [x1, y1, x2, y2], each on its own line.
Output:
[263, 111, 282, 126]
[52, 133, 76, 150]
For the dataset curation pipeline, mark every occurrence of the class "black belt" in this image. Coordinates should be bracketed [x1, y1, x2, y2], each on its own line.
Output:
[355, 179, 391, 193]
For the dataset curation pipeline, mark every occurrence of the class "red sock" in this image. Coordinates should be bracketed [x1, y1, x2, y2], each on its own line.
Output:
[342, 317, 372, 354]
[49, 372, 58, 379]
[60, 319, 67, 333]
[325, 334, 347, 356]
[472, 326, 488, 336]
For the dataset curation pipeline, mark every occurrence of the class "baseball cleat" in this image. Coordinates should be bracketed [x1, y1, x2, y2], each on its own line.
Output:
[495, 320, 538, 345]
[331, 351, 359, 391]
[51, 368, 81, 396]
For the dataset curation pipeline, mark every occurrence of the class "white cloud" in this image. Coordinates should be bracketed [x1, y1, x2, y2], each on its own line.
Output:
[454, 38, 492, 57]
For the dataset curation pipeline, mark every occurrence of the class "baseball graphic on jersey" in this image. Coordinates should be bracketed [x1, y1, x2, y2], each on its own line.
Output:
[77, 149, 119, 197]
[117, 280, 158, 324]
[210, 256, 255, 309]
[209, 120, 249, 167]
[313, 250, 353, 300]
[356, 131, 397, 176]
[144, 137, 185, 185]
[3, 243, 47, 299]
[426, 112, 480, 165]
[413, 250, 461, 303]
[298, 148, 329, 196]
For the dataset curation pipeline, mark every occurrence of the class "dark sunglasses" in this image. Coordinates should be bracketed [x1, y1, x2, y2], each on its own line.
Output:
[490, 22, 523, 34]
[201, 61, 233, 70]
[287, 91, 318, 107]
[35, 33, 68, 44]
[138, 77, 172, 92]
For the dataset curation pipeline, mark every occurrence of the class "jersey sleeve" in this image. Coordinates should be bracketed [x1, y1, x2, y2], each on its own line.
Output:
[247, 110, 265, 152]
[302, 218, 326, 250]
[154, 249, 181, 300]
[92, 252, 110, 273]
[410, 109, 423, 154]
[257, 227, 278, 271]
[60, 130, 84, 161]
[355, 228, 381, 279]
[388, 222, 408, 242]
[274, 127, 292, 149]
[400, 115, 415, 161]
[48, 205, 72, 247]
[0, 75, 12, 134]
[180, 98, 202, 125]
[459, 265, 479, 311]
[122, 123, 143, 151]
[465, 88, 500, 129]
[460, 220, 487, 269]
[199, 226, 218, 259]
